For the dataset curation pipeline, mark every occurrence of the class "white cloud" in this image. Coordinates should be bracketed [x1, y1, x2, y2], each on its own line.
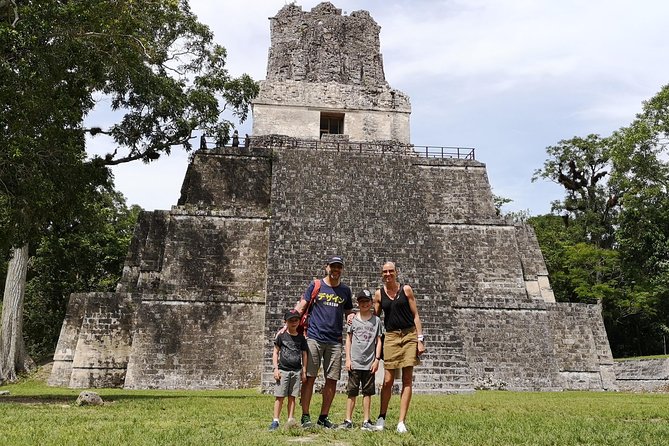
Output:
[92, 0, 669, 215]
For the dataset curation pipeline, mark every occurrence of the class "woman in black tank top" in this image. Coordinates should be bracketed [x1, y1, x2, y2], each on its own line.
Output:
[372, 261, 425, 434]
[380, 285, 415, 331]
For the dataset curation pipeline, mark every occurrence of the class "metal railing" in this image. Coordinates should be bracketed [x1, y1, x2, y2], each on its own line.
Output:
[199, 135, 475, 160]
[413, 145, 476, 160]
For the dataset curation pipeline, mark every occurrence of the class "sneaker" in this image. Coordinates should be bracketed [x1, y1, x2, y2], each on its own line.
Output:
[268, 420, 279, 431]
[396, 421, 408, 434]
[375, 417, 385, 431]
[361, 420, 376, 431]
[339, 420, 353, 429]
[317, 416, 335, 429]
[300, 414, 312, 428]
[286, 418, 297, 428]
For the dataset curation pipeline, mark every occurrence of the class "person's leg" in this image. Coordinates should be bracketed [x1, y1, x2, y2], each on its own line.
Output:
[320, 377, 337, 416]
[379, 367, 394, 416]
[273, 397, 283, 420]
[344, 370, 359, 422]
[287, 395, 295, 420]
[398, 366, 414, 423]
[362, 394, 371, 422]
[320, 342, 342, 417]
[359, 370, 375, 422]
[288, 371, 300, 424]
[301, 376, 316, 415]
[302, 339, 322, 422]
[345, 396, 356, 421]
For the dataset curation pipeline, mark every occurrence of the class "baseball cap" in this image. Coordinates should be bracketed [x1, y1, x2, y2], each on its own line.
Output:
[284, 309, 300, 321]
[356, 289, 372, 301]
[326, 255, 344, 266]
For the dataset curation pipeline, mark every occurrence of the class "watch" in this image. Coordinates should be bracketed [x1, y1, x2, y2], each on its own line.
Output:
[417, 335, 424, 342]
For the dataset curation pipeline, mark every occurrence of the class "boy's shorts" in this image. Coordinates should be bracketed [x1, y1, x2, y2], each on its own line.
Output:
[345, 369, 375, 397]
[305, 339, 343, 381]
[274, 370, 301, 398]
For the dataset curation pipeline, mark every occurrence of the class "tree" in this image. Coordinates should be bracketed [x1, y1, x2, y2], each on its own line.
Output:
[23, 188, 140, 361]
[0, 0, 258, 382]
[0, 245, 30, 381]
[532, 134, 618, 249]
[605, 84, 669, 356]
[533, 84, 669, 357]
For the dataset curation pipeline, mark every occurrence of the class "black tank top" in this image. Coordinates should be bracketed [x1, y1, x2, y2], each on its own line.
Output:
[380, 284, 415, 331]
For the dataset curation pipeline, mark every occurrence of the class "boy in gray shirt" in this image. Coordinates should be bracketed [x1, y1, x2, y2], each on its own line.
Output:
[340, 289, 384, 430]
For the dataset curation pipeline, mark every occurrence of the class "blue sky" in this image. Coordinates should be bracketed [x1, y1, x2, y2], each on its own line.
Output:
[86, 0, 669, 215]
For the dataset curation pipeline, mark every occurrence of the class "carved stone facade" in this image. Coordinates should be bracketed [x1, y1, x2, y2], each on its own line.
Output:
[50, 3, 617, 392]
[252, 3, 411, 143]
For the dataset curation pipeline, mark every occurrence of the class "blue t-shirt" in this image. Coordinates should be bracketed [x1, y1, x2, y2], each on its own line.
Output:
[304, 279, 353, 344]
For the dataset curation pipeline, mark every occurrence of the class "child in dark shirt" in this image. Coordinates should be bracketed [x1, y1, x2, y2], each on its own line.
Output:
[269, 309, 308, 431]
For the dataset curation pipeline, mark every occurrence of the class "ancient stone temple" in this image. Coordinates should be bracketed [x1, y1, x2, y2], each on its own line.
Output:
[50, 2, 617, 392]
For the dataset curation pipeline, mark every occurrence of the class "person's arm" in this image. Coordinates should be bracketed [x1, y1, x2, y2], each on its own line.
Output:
[345, 293, 355, 324]
[294, 281, 315, 315]
[295, 298, 308, 315]
[371, 335, 382, 373]
[301, 349, 308, 383]
[272, 344, 281, 381]
[405, 285, 426, 356]
[373, 289, 382, 316]
[345, 331, 353, 372]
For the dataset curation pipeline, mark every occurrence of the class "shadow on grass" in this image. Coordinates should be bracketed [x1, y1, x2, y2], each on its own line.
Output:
[0, 392, 267, 405]
[107, 393, 266, 402]
[0, 395, 74, 405]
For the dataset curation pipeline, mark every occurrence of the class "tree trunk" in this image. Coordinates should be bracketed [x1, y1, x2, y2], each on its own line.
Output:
[0, 244, 34, 383]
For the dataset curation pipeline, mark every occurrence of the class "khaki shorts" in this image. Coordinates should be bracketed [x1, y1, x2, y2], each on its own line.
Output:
[306, 339, 343, 381]
[274, 370, 301, 398]
[383, 327, 420, 370]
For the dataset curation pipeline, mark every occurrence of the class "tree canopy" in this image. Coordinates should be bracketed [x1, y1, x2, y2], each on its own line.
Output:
[0, 0, 258, 251]
[532, 83, 669, 357]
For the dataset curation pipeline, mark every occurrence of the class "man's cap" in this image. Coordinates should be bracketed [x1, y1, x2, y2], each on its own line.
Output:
[356, 289, 372, 301]
[326, 255, 344, 266]
[284, 309, 300, 321]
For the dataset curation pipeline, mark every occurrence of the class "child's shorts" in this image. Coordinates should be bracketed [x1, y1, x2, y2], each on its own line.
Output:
[345, 369, 375, 397]
[274, 370, 301, 398]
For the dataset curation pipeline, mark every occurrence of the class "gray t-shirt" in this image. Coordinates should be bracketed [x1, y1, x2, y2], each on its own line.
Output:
[347, 314, 383, 370]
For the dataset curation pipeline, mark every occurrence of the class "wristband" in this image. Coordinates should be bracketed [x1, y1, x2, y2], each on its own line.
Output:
[375, 357, 381, 360]
[417, 335, 424, 342]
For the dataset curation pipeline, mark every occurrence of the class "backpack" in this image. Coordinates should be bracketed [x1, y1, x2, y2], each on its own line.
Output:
[297, 279, 321, 336]
[276, 279, 321, 338]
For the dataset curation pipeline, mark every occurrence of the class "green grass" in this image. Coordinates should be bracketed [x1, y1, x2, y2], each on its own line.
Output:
[2, 374, 669, 446]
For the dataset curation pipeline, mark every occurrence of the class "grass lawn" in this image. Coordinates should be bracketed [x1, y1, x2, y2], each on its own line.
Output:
[2, 372, 669, 446]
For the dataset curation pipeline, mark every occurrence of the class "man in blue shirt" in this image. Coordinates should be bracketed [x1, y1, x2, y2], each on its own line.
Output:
[294, 256, 354, 428]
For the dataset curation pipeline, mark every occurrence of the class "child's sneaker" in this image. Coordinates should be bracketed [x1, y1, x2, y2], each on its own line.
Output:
[375, 417, 385, 431]
[317, 416, 335, 429]
[396, 421, 408, 434]
[339, 420, 353, 429]
[300, 414, 312, 428]
[268, 420, 279, 431]
[361, 420, 376, 431]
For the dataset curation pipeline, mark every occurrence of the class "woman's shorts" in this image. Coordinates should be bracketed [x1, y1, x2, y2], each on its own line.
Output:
[383, 326, 420, 370]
